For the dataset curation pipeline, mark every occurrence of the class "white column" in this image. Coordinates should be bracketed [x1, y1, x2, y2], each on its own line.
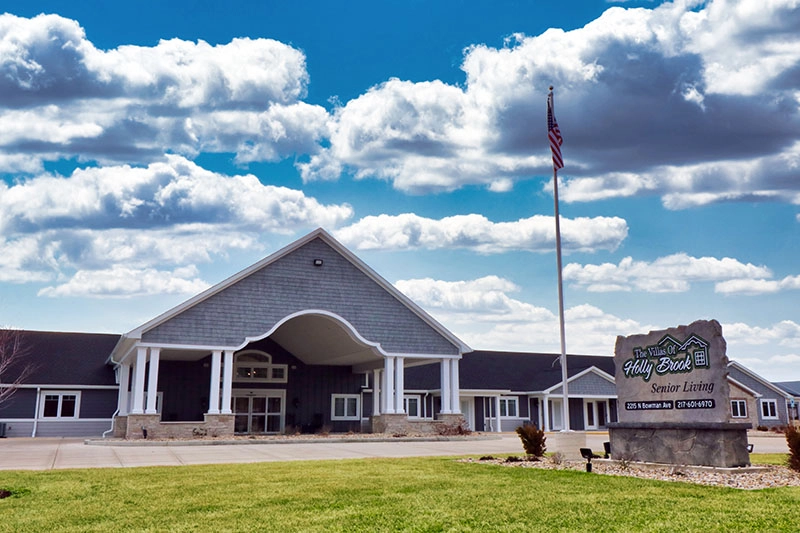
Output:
[394, 357, 405, 414]
[450, 358, 460, 414]
[145, 347, 161, 414]
[117, 363, 130, 416]
[131, 347, 147, 414]
[221, 350, 234, 414]
[440, 359, 452, 414]
[208, 350, 222, 414]
[494, 395, 502, 433]
[383, 356, 395, 414]
[543, 396, 550, 432]
[372, 369, 381, 416]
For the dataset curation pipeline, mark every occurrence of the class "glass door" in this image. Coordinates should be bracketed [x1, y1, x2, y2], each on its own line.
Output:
[233, 392, 284, 434]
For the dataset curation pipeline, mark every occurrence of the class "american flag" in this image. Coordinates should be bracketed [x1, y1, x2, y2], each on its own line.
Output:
[547, 89, 563, 171]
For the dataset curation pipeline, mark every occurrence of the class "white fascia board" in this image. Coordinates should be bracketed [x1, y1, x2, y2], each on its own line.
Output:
[728, 360, 793, 399]
[129, 230, 325, 338]
[321, 229, 471, 354]
[728, 376, 763, 398]
[121, 228, 470, 354]
[540, 366, 614, 394]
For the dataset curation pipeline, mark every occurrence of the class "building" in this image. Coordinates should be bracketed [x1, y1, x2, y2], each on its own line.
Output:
[0, 228, 795, 438]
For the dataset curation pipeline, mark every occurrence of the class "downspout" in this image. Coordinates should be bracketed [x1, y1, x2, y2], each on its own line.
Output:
[102, 409, 120, 439]
[31, 387, 41, 437]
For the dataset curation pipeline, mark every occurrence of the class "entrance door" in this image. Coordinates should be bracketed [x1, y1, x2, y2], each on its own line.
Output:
[584, 400, 608, 430]
[550, 399, 564, 431]
[460, 398, 474, 431]
[234, 391, 285, 434]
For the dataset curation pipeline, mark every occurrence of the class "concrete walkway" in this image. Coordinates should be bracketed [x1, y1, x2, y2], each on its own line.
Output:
[0, 431, 787, 471]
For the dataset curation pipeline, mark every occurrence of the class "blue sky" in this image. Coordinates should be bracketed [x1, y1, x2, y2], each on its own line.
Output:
[1, 0, 799, 381]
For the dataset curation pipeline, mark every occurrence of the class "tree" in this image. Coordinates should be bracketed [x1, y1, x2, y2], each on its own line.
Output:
[0, 329, 32, 408]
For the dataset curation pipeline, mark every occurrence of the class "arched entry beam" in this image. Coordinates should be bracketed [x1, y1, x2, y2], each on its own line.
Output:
[237, 309, 386, 367]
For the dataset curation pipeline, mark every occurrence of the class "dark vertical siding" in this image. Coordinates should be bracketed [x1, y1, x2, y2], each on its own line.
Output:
[474, 397, 485, 431]
[79, 389, 118, 418]
[528, 398, 540, 428]
[159, 358, 212, 421]
[0, 388, 36, 418]
[569, 398, 584, 430]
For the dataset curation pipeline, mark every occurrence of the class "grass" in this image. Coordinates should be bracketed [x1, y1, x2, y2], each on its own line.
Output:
[1, 455, 798, 532]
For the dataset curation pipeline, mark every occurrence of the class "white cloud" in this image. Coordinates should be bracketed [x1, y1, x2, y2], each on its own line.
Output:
[0, 155, 352, 235]
[0, 14, 326, 167]
[396, 276, 800, 380]
[38, 266, 209, 298]
[564, 253, 772, 293]
[298, 0, 800, 208]
[0, 156, 353, 295]
[395, 276, 648, 354]
[335, 213, 628, 253]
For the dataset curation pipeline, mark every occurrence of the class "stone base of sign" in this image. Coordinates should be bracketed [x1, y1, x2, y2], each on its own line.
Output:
[608, 422, 751, 468]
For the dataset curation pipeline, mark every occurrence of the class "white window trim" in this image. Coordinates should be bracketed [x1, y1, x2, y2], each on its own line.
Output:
[331, 394, 360, 421]
[233, 350, 288, 384]
[760, 399, 779, 420]
[40, 391, 81, 419]
[499, 397, 519, 418]
[730, 399, 747, 418]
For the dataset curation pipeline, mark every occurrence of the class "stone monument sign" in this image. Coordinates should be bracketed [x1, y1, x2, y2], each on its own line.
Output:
[609, 319, 751, 467]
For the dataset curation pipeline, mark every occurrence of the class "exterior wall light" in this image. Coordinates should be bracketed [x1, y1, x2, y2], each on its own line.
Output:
[313, 259, 323, 266]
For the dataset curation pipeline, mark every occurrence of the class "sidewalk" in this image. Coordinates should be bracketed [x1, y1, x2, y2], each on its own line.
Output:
[0, 431, 786, 471]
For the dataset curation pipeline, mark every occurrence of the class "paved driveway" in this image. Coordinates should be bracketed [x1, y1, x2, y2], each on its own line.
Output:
[0, 431, 787, 471]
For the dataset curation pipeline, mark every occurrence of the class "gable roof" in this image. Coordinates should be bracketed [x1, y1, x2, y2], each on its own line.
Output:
[405, 350, 615, 392]
[110, 228, 469, 362]
[2, 330, 119, 386]
[728, 360, 794, 399]
[775, 381, 800, 397]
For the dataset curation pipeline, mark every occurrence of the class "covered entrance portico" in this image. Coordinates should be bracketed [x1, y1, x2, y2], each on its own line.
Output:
[107, 229, 469, 439]
[111, 309, 463, 439]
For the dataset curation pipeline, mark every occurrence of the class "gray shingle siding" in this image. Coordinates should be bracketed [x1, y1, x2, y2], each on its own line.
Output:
[144, 238, 458, 355]
[568, 372, 616, 396]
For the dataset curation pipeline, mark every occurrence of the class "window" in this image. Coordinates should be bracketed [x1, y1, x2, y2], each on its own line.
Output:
[760, 399, 778, 419]
[730, 399, 747, 418]
[41, 392, 80, 419]
[404, 395, 421, 418]
[499, 397, 518, 418]
[234, 351, 288, 383]
[331, 394, 360, 421]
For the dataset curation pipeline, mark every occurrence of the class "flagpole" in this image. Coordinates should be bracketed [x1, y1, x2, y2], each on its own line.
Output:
[548, 86, 570, 431]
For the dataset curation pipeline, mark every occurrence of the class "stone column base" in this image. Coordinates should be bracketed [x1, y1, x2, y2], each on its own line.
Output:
[609, 422, 751, 467]
[371, 414, 409, 434]
[125, 413, 162, 439]
[113, 415, 128, 438]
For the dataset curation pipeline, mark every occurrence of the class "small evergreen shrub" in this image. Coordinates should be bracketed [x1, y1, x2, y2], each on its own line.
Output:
[516, 424, 546, 458]
[786, 425, 800, 472]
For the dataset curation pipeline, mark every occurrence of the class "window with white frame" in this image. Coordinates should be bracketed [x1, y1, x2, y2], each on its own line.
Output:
[331, 394, 360, 421]
[41, 391, 80, 419]
[234, 351, 288, 383]
[760, 399, 779, 419]
[404, 395, 421, 418]
[499, 397, 518, 418]
[730, 399, 747, 418]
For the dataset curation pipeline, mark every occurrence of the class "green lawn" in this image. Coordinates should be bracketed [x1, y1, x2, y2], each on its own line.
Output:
[1, 455, 798, 532]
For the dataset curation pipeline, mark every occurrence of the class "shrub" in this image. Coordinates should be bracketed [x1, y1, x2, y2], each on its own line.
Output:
[786, 425, 800, 472]
[516, 424, 546, 458]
